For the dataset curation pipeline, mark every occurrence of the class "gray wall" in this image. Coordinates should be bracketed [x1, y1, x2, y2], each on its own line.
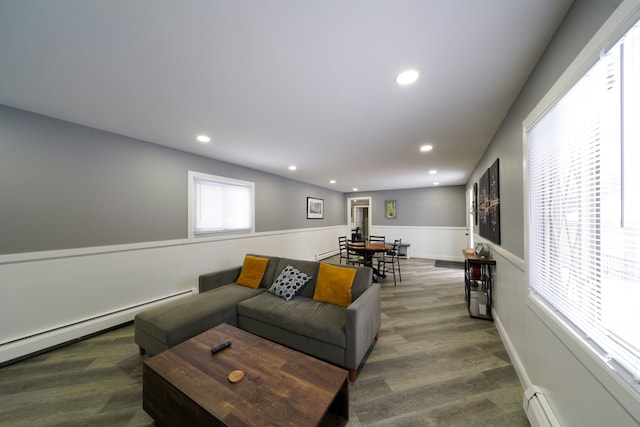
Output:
[345, 186, 466, 227]
[467, 0, 634, 425]
[0, 105, 344, 255]
[468, 0, 624, 258]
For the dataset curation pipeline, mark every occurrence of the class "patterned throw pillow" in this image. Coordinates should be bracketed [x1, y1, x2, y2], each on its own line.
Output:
[268, 265, 313, 301]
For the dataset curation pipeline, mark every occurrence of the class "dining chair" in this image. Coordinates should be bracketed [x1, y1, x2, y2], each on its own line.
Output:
[377, 239, 402, 286]
[368, 235, 386, 264]
[346, 240, 367, 267]
[338, 236, 348, 264]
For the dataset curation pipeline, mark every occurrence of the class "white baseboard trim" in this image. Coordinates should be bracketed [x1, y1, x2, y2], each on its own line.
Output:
[493, 311, 531, 389]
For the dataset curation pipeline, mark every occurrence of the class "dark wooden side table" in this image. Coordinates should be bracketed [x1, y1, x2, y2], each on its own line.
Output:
[463, 252, 496, 320]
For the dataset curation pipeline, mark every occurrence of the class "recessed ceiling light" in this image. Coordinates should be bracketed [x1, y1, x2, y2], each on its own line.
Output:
[433, 182, 440, 186]
[288, 165, 297, 171]
[396, 69, 420, 85]
[330, 180, 336, 184]
[420, 144, 433, 152]
[196, 135, 211, 143]
[353, 188, 359, 192]
[429, 170, 437, 175]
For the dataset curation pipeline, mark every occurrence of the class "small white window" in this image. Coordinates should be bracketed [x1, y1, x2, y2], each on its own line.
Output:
[188, 171, 254, 237]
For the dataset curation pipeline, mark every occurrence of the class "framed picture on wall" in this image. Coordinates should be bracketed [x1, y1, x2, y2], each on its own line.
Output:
[307, 197, 324, 219]
[385, 200, 397, 219]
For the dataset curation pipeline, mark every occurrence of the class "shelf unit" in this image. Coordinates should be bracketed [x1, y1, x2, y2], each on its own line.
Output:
[463, 252, 496, 320]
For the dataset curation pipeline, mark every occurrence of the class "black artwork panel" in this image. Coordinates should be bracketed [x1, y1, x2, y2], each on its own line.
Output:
[489, 158, 500, 244]
[478, 158, 500, 244]
[478, 169, 490, 239]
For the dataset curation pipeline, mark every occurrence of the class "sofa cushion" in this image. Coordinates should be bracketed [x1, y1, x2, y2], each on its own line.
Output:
[313, 262, 356, 307]
[350, 266, 372, 300]
[268, 265, 312, 301]
[237, 293, 347, 347]
[236, 255, 270, 289]
[135, 284, 265, 349]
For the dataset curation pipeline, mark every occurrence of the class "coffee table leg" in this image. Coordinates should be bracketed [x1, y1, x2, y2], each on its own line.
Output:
[328, 377, 349, 421]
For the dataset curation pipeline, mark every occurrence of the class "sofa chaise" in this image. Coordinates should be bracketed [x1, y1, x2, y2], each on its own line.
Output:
[134, 254, 380, 381]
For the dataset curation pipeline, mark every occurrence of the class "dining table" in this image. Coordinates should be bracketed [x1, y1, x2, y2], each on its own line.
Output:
[345, 241, 392, 281]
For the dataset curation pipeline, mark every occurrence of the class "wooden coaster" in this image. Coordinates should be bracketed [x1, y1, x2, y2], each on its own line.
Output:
[228, 370, 244, 383]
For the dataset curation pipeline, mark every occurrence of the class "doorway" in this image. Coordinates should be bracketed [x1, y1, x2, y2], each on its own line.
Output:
[467, 186, 475, 248]
[347, 197, 371, 241]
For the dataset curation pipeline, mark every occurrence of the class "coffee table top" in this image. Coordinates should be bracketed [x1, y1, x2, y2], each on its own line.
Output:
[144, 323, 348, 426]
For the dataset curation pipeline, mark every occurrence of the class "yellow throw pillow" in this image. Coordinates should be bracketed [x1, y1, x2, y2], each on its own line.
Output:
[313, 262, 357, 307]
[236, 256, 269, 289]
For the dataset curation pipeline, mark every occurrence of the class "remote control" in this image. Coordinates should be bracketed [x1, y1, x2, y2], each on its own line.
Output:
[211, 341, 232, 354]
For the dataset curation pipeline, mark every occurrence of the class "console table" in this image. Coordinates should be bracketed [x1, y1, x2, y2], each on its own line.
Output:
[463, 252, 496, 320]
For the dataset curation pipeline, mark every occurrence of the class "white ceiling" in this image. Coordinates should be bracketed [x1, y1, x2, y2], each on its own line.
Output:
[0, 1, 573, 193]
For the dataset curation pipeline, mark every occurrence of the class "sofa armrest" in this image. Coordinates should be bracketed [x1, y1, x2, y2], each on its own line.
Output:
[199, 266, 241, 293]
[345, 282, 381, 370]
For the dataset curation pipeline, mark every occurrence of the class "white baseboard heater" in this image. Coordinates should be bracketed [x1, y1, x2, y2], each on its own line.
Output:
[0, 289, 196, 365]
[315, 250, 338, 261]
[524, 386, 561, 427]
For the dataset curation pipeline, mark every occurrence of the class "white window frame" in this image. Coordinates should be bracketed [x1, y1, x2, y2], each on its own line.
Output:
[187, 170, 255, 238]
[523, 0, 640, 415]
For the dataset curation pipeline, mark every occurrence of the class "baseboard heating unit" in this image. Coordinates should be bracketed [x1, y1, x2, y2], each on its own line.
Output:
[523, 386, 561, 427]
[315, 250, 338, 261]
[0, 288, 196, 365]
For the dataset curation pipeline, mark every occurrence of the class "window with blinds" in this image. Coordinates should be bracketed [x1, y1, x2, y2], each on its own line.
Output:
[188, 171, 254, 236]
[528, 19, 640, 384]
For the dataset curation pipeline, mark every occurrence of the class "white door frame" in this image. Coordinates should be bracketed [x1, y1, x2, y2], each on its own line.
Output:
[347, 197, 372, 240]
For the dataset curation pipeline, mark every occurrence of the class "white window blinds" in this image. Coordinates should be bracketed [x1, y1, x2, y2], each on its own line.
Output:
[190, 171, 254, 235]
[529, 19, 640, 382]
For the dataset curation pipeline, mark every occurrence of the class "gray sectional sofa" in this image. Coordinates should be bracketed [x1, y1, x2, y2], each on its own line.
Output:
[134, 254, 380, 381]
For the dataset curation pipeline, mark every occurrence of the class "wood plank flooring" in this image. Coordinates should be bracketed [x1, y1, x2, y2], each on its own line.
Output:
[0, 256, 529, 426]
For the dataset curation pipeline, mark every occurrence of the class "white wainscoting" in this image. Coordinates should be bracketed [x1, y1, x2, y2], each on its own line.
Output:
[0, 224, 474, 365]
[371, 225, 467, 261]
[0, 226, 347, 364]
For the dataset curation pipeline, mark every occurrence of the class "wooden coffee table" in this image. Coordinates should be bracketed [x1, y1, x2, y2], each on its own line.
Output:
[143, 323, 349, 426]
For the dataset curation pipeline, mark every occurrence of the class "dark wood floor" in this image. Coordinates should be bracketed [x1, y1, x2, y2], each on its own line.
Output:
[0, 256, 529, 426]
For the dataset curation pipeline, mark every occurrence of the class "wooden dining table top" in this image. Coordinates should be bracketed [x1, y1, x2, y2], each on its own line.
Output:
[346, 241, 392, 252]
